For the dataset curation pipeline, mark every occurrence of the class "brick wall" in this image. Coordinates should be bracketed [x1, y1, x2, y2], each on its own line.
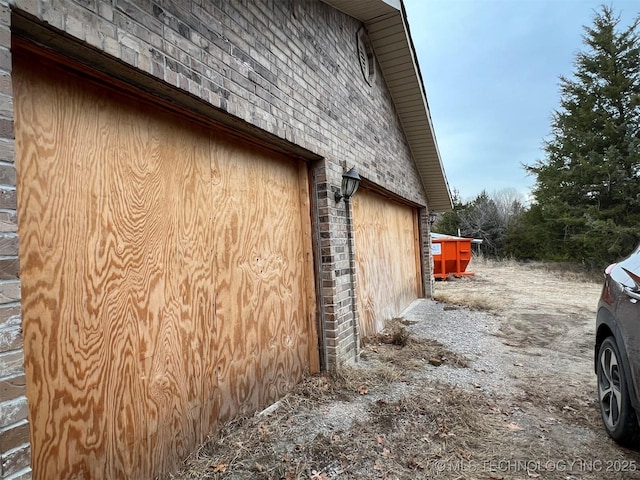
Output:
[0, 1, 30, 477]
[420, 208, 435, 298]
[1, 0, 436, 476]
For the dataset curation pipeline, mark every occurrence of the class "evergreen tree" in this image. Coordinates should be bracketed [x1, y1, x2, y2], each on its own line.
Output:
[525, 6, 640, 268]
[505, 204, 552, 260]
[432, 189, 463, 236]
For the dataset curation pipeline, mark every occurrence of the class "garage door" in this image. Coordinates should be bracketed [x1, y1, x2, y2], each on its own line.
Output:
[14, 50, 317, 479]
[352, 189, 422, 340]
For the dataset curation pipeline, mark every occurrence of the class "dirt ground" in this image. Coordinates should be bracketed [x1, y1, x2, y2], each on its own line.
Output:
[170, 258, 640, 479]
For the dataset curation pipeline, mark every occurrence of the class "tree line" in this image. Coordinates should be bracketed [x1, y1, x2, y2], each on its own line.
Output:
[433, 6, 640, 270]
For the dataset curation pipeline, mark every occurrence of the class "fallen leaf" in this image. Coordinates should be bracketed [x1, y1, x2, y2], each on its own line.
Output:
[506, 422, 522, 431]
[382, 448, 394, 458]
[213, 463, 227, 473]
[254, 462, 265, 472]
[563, 405, 577, 412]
[310, 470, 328, 480]
[527, 472, 540, 478]
[358, 385, 369, 395]
[373, 459, 384, 471]
[514, 362, 523, 367]
[376, 434, 385, 445]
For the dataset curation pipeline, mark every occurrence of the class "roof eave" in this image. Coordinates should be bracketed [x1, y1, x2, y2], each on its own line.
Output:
[321, 0, 453, 212]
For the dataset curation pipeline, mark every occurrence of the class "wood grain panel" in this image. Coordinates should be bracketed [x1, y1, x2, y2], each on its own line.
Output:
[14, 52, 316, 480]
[352, 189, 422, 340]
[210, 137, 315, 421]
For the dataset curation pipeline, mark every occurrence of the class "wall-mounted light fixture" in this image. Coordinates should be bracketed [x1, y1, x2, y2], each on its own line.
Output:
[335, 168, 361, 202]
[428, 212, 438, 226]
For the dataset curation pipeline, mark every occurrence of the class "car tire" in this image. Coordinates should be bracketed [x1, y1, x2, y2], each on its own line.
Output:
[597, 336, 639, 446]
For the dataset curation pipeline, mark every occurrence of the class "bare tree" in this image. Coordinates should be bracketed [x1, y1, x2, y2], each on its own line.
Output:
[455, 189, 526, 257]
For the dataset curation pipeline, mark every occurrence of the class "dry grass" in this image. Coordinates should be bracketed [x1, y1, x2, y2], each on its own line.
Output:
[521, 260, 603, 284]
[169, 374, 501, 480]
[169, 260, 639, 480]
[466, 254, 518, 268]
[470, 254, 601, 284]
[431, 256, 506, 312]
[170, 362, 638, 480]
[364, 338, 470, 370]
[363, 319, 470, 370]
[515, 376, 601, 430]
[432, 289, 503, 313]
[169, 325, 481, 480]
[173, 366, 616, 480]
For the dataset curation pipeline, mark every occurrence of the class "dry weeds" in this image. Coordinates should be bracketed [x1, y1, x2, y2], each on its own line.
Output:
[432, 289, 503, 312]
[363, 319, 470, 370]
[170, 369, 501, 480]
[515, 376, 601, 430]
[170, 324, 482, 480]
[171, 259, 640, 480]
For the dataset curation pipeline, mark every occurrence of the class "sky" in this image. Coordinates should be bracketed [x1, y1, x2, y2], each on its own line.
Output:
[403, 0, 640, 204]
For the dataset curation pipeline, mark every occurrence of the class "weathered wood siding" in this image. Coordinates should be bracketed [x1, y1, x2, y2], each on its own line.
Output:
[14, 53, 316, 479]
[352, 189, 421, 340]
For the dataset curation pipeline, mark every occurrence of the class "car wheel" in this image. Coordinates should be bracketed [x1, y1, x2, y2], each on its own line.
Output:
[597, 336, 639, 446]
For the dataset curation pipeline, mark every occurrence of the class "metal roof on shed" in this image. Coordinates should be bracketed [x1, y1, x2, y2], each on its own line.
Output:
[322, 0, 453, 211]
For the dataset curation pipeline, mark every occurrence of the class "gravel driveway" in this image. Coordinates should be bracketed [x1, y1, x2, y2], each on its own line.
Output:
[174, 259, 640, 480]
[410, 259, 640, 479]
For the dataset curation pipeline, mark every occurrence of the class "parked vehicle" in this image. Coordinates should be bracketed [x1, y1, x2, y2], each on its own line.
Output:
[595, 244, 640, 446]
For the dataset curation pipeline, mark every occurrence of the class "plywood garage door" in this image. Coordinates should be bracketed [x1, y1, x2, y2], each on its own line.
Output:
[352, 189, 422, 340]
[14, 51, 317, 480]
